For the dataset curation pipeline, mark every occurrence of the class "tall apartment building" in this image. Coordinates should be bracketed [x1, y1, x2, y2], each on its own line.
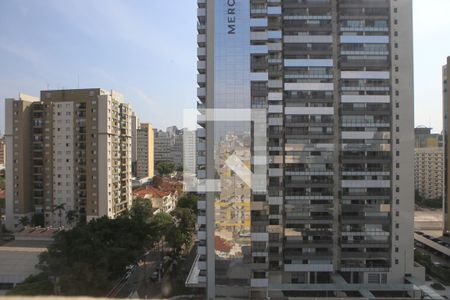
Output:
[171, 134, 184, 168]
[415, 126, 443, 148]
[414, 147, 444, 200]
[414, 126, 444, 202]
[154, 130, 172, 167]
[188, 1, 425, 299]
[131, 112, 140, 177]
[5, 89, 132, 230]
[444, 57, 450, 236]
[182, 130, 197, 175]
[136, 123, 155, 178]
[0, 137, 5, 167]
[172, 130, 198, 170]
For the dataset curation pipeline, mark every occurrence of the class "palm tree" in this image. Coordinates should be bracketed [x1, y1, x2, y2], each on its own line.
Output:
[53, 204, 66, 228]
[18, 216, 30, 228]
[65, 210, 78, 228]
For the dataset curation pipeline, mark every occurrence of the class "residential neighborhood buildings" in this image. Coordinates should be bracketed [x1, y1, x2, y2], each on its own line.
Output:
[4, 89, 133, 230]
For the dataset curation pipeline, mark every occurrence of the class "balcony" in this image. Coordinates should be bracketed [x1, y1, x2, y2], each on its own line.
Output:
[284, 240, 333, 248]
[341, 251, 390, 260]
[341, 216, 390, 225]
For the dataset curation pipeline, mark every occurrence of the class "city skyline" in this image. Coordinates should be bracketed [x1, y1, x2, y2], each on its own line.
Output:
[1, 1, 450, 299]
[0, 0, 449, 133]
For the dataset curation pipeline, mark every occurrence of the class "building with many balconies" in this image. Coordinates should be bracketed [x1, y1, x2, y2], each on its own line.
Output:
[4, 89, 132, 230]
[414, 147, 444, 200]
[188, 0, 426, 299]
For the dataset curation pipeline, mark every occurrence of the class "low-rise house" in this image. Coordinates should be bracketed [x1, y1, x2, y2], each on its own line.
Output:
[132, 177, 183, 214]
[133, 186, 178, 214]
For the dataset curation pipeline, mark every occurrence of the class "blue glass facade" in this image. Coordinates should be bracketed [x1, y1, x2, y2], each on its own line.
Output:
[213, 0, 252, 293]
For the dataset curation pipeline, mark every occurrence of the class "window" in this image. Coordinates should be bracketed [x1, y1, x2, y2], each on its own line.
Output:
[253, 272, 266, 279]
[368, 274, 380, 284]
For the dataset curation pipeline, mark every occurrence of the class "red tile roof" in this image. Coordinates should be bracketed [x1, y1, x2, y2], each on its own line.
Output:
[133, 186, 171, 199]
[215, 236, 233, 252]
[133, 178, 182, 199]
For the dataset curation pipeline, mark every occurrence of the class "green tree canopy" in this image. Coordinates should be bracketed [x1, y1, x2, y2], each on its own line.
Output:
[130, 197, 153, 223]
[18, 216, 30, 227]
[166, 207, 196, 255]
[177, 193, 198, 213]
[7, 273, 53, 296]
[31, 214, 45, 227]
[35, 215, 156, 296]
[151, 212, 173, 240]
[157, 162, 176, 176]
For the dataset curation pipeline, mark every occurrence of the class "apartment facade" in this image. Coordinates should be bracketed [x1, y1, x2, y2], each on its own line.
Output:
[189, 0, 423, 299]
[183, 129, 197, 175]
[136, 123, 155, 178]
[414, 147, 444, 200]
[444, 57, 450, 236]
[0, 137, 5, 167]
[154, 130, 172, 167]
[131, 112, 140, 177]
[5, 89, 132, 230]
[415, 126, 443, 148]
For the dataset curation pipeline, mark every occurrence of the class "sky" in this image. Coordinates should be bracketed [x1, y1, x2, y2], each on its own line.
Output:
[0, 0, 449, 133]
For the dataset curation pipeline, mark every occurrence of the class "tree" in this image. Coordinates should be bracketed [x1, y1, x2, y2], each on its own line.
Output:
[33, 214, 156, 296]
[31, 213, 45, 227]
[177, 193, 198, 213]
[130, 197, 153, 223]
[415, 189, 443, 209]
[166, 208, 196, 255]
[151, 212, 173, 240]
[53, 204, 66, 227]
[7, 273, 53, 296]
[18, 216, 30, 228]
[66, 210, 78, 228]
[157, 162, 176, 176]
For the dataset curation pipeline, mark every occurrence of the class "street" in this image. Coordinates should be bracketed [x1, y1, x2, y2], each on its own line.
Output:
[107, 250, 161, 298]
[137, 245, 199, 299]
[416, 242, 450, 270]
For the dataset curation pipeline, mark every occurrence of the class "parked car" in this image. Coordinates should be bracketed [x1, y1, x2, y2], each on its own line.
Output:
[150, 271, 159, 282]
